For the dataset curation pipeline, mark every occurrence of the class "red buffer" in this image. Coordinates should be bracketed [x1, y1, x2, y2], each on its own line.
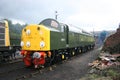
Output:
[21, 51, 46, 68]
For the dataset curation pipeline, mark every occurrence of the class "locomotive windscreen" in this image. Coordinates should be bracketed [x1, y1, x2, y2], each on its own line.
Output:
[0, 21, 5, 46]
[39, 18, 61, 30]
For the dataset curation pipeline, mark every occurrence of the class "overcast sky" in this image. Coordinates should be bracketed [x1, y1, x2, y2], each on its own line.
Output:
[0, 0, 120, 32]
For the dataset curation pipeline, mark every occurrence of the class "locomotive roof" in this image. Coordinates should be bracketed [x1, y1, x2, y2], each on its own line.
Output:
[67, 24, 82, 33]
[39, 18, 93, 36]
[62, 23, 93, 36]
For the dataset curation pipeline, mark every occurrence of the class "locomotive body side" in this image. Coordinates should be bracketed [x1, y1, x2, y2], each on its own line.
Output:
[50, 30, 66, 50]
[64, 24, 95, 49]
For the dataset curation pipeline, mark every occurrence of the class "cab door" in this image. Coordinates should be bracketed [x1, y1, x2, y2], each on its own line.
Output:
[64, 25, 69, 47]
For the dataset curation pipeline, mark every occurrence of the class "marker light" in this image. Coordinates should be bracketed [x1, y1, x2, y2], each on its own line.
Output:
[26, 29, 31, 35]
[20, 41, 24, 47]
[26, 41, 30, 47]
[40, 41, 45, 48]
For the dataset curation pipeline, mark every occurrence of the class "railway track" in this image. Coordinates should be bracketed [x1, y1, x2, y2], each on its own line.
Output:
[16, 49, 100, 80]
[0, 51, 84, 80]
[1, 58, 22, 65]
[0, 60, 23, 75]
[16, 47, 101, 80]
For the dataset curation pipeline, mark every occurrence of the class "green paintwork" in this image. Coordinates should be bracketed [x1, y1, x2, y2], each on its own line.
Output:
[40, 18, 95, 50]
[68, 32, 94, 48]
[50, 31, 66, 50]
[49, 28, 95, 50]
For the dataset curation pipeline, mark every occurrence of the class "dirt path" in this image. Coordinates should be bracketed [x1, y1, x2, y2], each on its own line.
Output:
[27, 48, 101, 80]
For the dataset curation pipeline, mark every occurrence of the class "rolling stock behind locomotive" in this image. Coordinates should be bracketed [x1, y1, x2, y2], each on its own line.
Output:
[20, 18, 95, 68]
[0, 20, 21, 62]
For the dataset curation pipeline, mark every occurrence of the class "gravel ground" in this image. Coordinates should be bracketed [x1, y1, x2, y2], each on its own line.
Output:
[27, 48, 101, 80]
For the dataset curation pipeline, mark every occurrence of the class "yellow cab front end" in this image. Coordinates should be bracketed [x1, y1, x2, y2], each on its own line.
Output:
[21, 24, 50, 51]
[20, 24, 50, 68]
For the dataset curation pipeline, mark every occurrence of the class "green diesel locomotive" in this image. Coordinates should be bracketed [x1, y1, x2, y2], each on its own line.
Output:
[20, 18, 95, 68]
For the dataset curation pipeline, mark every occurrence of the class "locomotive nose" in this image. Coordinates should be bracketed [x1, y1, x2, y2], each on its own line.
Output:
[21, 24, 50, 51]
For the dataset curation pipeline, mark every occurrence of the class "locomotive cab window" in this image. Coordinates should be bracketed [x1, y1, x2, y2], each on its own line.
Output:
[61, 25, 65, 32]
[0, 22, 5, 28]
[0, 21, 5, 36]
[39, 18, 61, 30]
